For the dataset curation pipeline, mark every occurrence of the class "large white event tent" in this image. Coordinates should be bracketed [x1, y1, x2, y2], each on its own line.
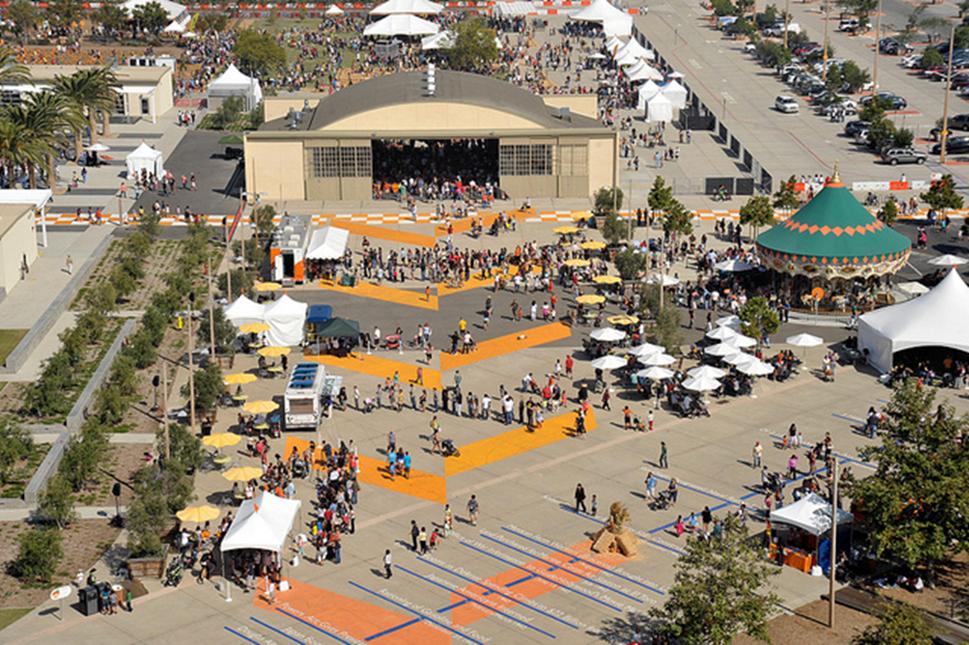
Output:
[364, 14, 440, 36]
[770, 493, 852, 536]
[371, 0, 443, 14]
[421, 30, 455, 50]
[646, 93, 673, 122]
[306, 226, 350, 261]
[493, 1, 534, 16]
[220, 492, 302, 553]
[605, 35, 625, 53]
[614, 38, 655, 64]
[263, 295, 309, 347]
[857, 269, 969, 373]
[207, 64, 263, 111]
[636, 80, 661, 110]
[125, 143, 164, 179]
[625, 59, 663, 83]
[325, 4, 344, 15]
[225, 295, 266, 326]
[661, 80, 688, 109]
[571, 0, 633, 36]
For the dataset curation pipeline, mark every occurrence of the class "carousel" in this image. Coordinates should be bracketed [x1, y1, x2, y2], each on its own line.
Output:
[756, 170, 911, 311]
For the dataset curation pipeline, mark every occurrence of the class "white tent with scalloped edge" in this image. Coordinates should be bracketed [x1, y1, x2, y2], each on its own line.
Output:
[661, 79, 688, 109]
[207, 64, 263, 111]
[125, 142, 164, 179]
[220, 491, 302, 553]
[371, 0, 443, 14]
[364, 13, 440, 36]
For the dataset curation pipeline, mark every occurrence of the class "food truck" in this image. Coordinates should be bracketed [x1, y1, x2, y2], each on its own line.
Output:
[283, 362, 342, 429]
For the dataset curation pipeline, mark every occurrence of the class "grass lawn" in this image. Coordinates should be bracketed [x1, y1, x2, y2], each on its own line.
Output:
[0, 329, 26, 366]
[0, 607, 31, 631]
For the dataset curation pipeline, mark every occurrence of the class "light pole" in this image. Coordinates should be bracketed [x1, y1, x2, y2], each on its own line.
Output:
[207, 258, 216, 360]
[187, 292, 196, 435]
[828, 462, 839, 629]
[783, 0, 791, 49]
[941, 26, 956, 165]
[822, 0, 830, 82]
[872, 0, 883, 94]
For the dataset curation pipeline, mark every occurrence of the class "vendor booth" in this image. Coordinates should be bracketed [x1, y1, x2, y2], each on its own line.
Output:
[207, 64, 263, 112]
[661, 80, 688, 109]
[263, 295, 308, 347]
[270, 214, 311, 284]
[770, 493, 853, 573]
[305, 226, 350, 281]
[309, 317, 360, 356]
[570, 0, 633, 36]
[225, 295, 266, 326]
[645, 93, 674, 123]
[857, 269, 969, 374]
[305, 304, 333, 346]
[125, 143, 164, 179]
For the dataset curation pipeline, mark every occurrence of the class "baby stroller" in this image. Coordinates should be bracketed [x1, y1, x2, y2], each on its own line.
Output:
[649, 489, 674, 511]
[384, 335, 401, 351]
[163, 558, 183, 587]
[441, 439, 461, 457]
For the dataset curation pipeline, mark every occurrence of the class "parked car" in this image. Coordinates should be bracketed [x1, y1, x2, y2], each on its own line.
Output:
[821, 98, 858, 116]
[793, 42, 822, 57]
[853, 129, 870, 145]
[859, 92, 908, 110]
[901, 53, 922, 68]
[879, 38, 912, 55]
[930, 135, 969, 154]
[838, 17, 860, 32]
[880, 148, 927, 165]
[844, 119, 870, 136]
[775, 95, 799, 113]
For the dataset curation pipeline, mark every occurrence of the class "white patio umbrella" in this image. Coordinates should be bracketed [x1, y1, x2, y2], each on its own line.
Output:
[927, 254, 967, 267]
[646, 274, 679, 286]
[629, 342, 665, 357]
[681, 375, 721, 392]
[639, 352, 676, 366]
[668, 71, 685, 79]
[714, 258, 754, 272]
[705, 341, 739, 357]
[730, 334, 758, 349]
[723, 351, 752, 365]
[85, 142, 111, 152]
[590, 327, 626, 342]
[716, 314, 741, 328]
[636, 366, 675, 380]
[591, 355, 628, 370]
[706, 326, 737, 341]
[786, 333, 824, 348]
[736, 359, 774, 376]
[688, 364, 725, 379]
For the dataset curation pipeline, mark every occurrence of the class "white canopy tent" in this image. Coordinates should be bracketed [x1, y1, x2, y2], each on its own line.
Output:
[371, 0, 443, 14]
[602, 17, 633, 37]
[636, 80, 661, 110]
[660, 80, 688, 109]
[626, 60, 663, 83]
[125, 143, 164, 179]
[571, 0, 633, 36]
[220, 491, 302, 553]
[646, 93, 674, 123]
[613, 38, 654, 63]
[306, 226, 350, 261]
[263, 295, 309, 347]
[858, 269, 969, 374]
[605, 36, 625, 53]
[207, 64, 263, 111]
[225, 295, 266, 326]
[421, 30, 455, 50]
[770, 493, 852, 536]
[364, 14, 440, 36]
[325, 4, 344, 15]
[492, 1, 534, 16]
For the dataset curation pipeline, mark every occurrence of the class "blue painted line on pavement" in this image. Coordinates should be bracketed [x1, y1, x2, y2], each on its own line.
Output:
[224, 626, 264, 645]
[501, 527, 665, 595]
[418, 557, 579, 629]
[274, 608, 357, 644]
[397, 565, 557, 639]
[435, 559, 576, 615]
[831, 412, 863, 424]
[364, 618, 421, 641]
[348, 580, 487, 645]
[250, 616, 306, 644]
[479, 533, 645, 603]
[651, 475, 738, 507]
[460, 541, 623, 612]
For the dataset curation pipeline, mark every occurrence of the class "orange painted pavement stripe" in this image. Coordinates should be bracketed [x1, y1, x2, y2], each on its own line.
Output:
[317, 278, 439, 310]
[437, 265, 541, 297]
[330, 220, 437, 247]
[254, 578, 450, 644]
[439, 322, 572, 371]
[305, 352, 442, 389]
[357, 455, 447, 504]
[445, 409, 596, 477]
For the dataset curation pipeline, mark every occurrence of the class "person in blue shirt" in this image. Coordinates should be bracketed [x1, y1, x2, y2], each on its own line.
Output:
[403, 452, 412, 479]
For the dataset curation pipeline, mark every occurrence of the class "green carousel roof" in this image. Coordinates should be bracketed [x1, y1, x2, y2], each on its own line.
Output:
[757, 183, 911, 265]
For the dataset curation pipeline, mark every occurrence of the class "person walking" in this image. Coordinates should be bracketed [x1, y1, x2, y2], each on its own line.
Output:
[467, 494, 479, 526]
[65, 255, 74, 275]
[418, 526, 428, 554]
[701, 506, 712, 536]
[383, 549, 393, 578]
[659, 441, 668, 469]
[410, 520, 419, 551]
[787, 454, 798, 479]
[565, 354, 574, 379]
[752, 441, 763, 468]
[574, 483, 587, 513]
[645, 471, 657, 500]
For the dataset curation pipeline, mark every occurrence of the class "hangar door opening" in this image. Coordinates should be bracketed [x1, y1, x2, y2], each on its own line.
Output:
[371, 139, 501, 201]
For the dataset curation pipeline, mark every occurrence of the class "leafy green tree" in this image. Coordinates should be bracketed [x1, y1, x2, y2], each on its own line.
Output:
[757, 40, 792, 68]
[959, 0, 969, 18]
[195, 13, 229, 32]
[12, 528, 62, 583]
[711, 0, 739, 16]
[593, 186, 623, 217]
[95, 0, 129, 37]
[867, 116, 897, 151]
[840, 60, 870, 93]
[921, 175, 964, 217]
[0, 417, 32, 485]
[653, 516, 779, 644]
[199, 305, 237, 354]
[853, 601, 933, 645]
[163, 424, 205, 473]
[654, 306, 682, 353]
[773, 175, 800, 211]
[859, 98, 886, 123]
[252, 203, 277, 243]
[878, 199, 899, 227]
[614, 249, 646, 280]
[6, 0, 39, 43]
[601, 212, 629, 245]
[59, 423, 109, 492]
[739, 296, 780, 343]
[647, 176, 674, 213]
[893, 127, 914, 148]
[233, 30, 287, 79]
[847, 379, 969, 576]
[739, 195, 775, 240]
[447, 17, 499, 72]
[662, 201, 694, 236]
[182, 362, 224, 412]
[131, 1, 168, 36]
[38, 474, 78, 528]
[125, 469, 167, 558]
[920, 46, 945, 69]
[44, 0, 81, 33]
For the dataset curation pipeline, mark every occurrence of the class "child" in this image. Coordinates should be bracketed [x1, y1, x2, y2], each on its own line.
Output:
[590, 494, 598, 516]
[648, 410, 654, 432]
[429, 528, 440, 550]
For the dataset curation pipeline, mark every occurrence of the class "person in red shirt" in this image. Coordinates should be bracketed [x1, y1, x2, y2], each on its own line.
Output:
[565, 355, 574, 379]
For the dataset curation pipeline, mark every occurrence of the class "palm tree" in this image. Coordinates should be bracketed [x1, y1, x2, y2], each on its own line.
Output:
[12, 91, 82, 189]
[81, 67, 120, 143]
[0, 47, 29, 86]
[0, 115, 46, 189]
[52, 71, 94, 161]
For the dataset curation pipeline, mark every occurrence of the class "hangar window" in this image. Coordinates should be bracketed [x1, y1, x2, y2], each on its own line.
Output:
[499, 144, 552, 176]
[310, 147, 340, 177]
[558, 145, 588, 177]
[311, 147, 371, 178]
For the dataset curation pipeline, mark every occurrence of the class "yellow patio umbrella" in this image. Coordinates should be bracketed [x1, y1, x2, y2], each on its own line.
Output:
[570, 212, 592, 221]
[608, 314, 640, 326]
[223, 466, 264, 482]
[576, 294, 606, 305]
[553, 225, 580, 235]
[581, 241, 606, 251]
[176, 504, 220, 524]
[203, 432, 243, 449]
[593, 275, 621, 285]
[253, 282, 282, 292]
[564, 258, 590, 268]
[243, 399, 279, 414]
[224, 372, 257, 385]
[239, 322, 270, 334]
[257, 346, 291, 358]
